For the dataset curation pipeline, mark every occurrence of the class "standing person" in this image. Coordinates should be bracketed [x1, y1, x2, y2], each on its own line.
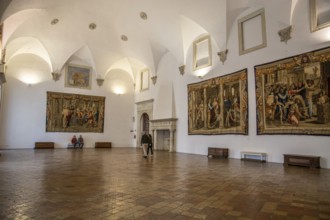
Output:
[147, 133, 153, 156]
[77, 135, 84, 148]
[141, 131, 149, 158]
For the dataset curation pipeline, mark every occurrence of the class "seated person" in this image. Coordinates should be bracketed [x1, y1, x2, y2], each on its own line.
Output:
[77, 135, 84, 148]
[71, 135, 78, 148]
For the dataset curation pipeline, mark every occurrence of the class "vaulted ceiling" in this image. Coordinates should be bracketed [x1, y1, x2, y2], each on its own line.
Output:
[1, 0, 296, 82]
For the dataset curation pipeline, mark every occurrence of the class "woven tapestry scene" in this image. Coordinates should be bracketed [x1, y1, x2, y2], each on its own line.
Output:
[255, 47, 330, 135]
[188, 69, 248, 135]
[46, 91, 105, 132]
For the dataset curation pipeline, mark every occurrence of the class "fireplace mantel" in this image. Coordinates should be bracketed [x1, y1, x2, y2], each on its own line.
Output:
[150, 118, 177, 130]
[150, 118, 177, 152]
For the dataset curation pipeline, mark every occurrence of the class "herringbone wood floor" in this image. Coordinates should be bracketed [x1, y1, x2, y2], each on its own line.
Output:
[0, 148, 329, 219]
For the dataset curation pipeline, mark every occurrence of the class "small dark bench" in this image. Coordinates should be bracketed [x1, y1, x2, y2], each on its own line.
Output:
[35, 142, 54, 149]
[283, 154, 321, 168]
[95, 142, 112, 148]
[207, 147, 228, 158]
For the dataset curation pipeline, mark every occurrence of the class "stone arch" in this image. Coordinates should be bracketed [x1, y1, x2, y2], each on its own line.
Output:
[135, 99, 153, 148]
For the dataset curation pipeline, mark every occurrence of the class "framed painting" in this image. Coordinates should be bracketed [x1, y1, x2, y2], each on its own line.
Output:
[238, 8, 267, 55]
[65, 64, 92, 89]
[255, 47, 330, 135]
[310, 0, 330, 32]
[188, 69, 248, 135]
[46, 91, 105, 133]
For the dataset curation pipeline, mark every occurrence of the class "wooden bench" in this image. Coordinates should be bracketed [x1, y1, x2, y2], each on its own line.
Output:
[95, 142, 112, 148]
[283, 154, 320, 168]
[207, 147, 228, 158]
[241, 151, 266, 162]
[35, 142, 54, 149]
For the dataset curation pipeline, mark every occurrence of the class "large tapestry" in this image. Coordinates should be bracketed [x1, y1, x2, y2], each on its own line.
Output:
[46, 91, 105, 132]
[255, 47, 330, 135]
[188, 69, 248, 135]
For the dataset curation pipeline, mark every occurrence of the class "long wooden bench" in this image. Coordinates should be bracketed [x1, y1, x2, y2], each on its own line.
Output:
[35, 142, 55, 149]
[283, 154, 320, 168]
[95, 142, 112, 148]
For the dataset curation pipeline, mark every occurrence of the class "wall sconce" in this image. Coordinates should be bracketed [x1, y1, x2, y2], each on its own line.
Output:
[51, 72, 61, 81]
[96, 78, 104, 86]
[278, 25, 292, 44]
[179, 65, 185, 75]
[151, 76, 157, 85]
[217, 49, 228, 64]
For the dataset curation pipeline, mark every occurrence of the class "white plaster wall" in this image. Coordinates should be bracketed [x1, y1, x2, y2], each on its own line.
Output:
[153, 52, 178, 119]
[0, 57, 135, 149]
[145, 1, 330, 168]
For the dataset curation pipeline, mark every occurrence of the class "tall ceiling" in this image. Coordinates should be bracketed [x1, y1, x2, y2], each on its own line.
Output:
[0, 0, 294, 81]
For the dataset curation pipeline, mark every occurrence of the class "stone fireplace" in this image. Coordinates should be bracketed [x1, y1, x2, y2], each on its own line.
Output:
[150, 118, 177, 152]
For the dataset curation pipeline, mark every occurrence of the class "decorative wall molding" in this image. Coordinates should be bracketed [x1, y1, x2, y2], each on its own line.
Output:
[151, 75, 157, 85]
[96, 78, 104, 86]
[51, 72, 61, 81]
[218, 49, 228, 64]
[179, 65, 185, 75]
[278, 25, 292, 43]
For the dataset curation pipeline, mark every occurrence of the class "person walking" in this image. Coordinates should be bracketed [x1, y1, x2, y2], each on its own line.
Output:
[147, 133, 153, 156]
[141, 131, 149, 158]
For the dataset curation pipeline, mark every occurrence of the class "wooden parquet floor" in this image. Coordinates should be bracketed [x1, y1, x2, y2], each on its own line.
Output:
[0, 148, 329, 220]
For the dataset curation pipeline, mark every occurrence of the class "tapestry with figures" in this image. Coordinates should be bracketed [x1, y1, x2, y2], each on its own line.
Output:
[255, 47, 330, 135]
[46, 91, 105, 132]
[188, 69, 248, 135]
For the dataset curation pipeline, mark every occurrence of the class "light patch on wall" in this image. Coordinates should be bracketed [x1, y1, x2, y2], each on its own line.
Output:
[17, 69, 43, 85]
[326, 29, 330, 41]
[193, 66, 212, 79]
[113, 85, 125, 95]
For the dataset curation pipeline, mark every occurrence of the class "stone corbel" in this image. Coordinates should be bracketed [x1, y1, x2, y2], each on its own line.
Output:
[1, 48, 6, 64]
[0, 63, 6, 84]
[151, 75, 157, 85]
[217, 49, 228, 64]
[96, 78, 104, 86]
[278, 25, 292, 44]
[178, 65, 185, 75]
[51, 72, 61, 81]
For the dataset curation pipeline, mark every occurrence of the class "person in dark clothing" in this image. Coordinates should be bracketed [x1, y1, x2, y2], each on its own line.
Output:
[147, 133, 153, 156]
[141, 132, 150, 158]
[71, 135, 78, 148]
[77, 135, 84, 148]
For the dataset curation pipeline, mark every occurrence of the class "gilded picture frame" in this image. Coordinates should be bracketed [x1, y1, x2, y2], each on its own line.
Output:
[310, 0, 330, 32]
[46, 91, 105, 133]
[255, 47, 330, 136]
[188, 69, 248, 135]
[238, 8, 267, 55]
[65, 63, 92, 89]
